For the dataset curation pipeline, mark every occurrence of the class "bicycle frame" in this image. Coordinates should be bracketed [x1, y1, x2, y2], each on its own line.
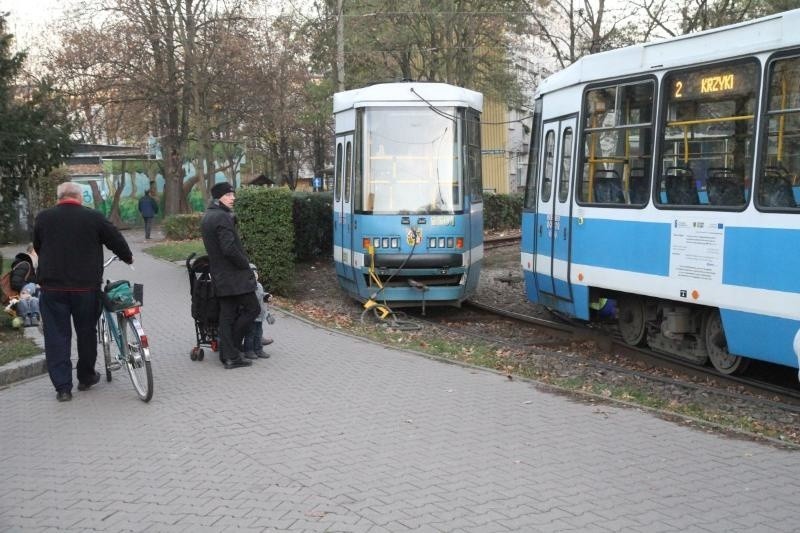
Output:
[99, 255, 153, 402]
[102, 306, 150, 361]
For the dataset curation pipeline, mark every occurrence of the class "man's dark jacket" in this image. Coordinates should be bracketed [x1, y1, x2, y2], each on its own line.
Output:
[138, 194, 158, 218]
[33, 200, 133, 290]
[200, 200, 256, 297]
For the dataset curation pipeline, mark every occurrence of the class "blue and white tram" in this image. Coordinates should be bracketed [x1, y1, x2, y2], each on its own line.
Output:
[333, 82, 484, 308]
[521, 10, 800, 376]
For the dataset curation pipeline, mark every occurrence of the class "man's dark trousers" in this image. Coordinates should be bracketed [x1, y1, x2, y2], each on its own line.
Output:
[143, 217, 154, 239]
[40, 289, 101, 392]
[217, 292, 259, 360]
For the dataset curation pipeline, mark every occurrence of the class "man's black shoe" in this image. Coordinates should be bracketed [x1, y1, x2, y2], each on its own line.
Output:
[77, 371, 101, 391]
[255, 351, 270, 359]
[224, 357, 253, 369]
[56, 390, 72, 402]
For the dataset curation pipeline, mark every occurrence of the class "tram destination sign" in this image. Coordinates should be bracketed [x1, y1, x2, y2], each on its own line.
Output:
[670, 63, 753, 100]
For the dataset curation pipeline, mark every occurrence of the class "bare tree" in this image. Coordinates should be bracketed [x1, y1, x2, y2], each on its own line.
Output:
[526, 0, 635, 68]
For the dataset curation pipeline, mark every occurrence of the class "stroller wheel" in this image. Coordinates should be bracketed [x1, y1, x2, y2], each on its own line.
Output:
[190, 347, 198, 361]
[197, 349, 205, 361]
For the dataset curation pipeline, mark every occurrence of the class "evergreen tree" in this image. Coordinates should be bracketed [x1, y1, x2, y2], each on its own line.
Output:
[0, 13, 73, 241]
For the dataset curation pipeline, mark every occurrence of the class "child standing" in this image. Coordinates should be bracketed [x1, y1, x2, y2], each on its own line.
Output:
[242, 264, 273, 359]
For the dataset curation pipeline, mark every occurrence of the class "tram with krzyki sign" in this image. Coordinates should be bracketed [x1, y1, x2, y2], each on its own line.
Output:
[521, 10, 800, 377]
[333, 82, 484, 311]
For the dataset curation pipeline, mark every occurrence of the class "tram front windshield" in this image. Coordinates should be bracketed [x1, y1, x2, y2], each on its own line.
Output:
[361, 107, 460, 214]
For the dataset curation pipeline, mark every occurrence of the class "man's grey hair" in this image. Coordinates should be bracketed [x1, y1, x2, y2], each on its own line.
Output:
[56, 182, 82, 200]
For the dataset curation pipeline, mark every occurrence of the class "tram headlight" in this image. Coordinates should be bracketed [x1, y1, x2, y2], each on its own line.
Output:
[373, 237, 380, 248]
[390, 237, 399, 248]
[438, 237, 446, 248]
[382, 237, 389, 248]
[456, 237, 464, 249]
[447, 237, 454, 248]
[363, 237, 372, 249]
[429, 237, 437, 248]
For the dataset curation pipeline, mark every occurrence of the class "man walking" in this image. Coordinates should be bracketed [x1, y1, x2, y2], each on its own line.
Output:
[137, 188, 159, 239]
[200, 182, 259, 369]
[34, 182, 134, 402]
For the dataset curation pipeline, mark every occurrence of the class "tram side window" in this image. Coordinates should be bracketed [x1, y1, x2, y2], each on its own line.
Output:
[658, 61, 756, 209]
[354, 111, 364, 210]
[558, 128, 573, 203]
[524, 98, 543, 209]
[334, 142, 343, 202]
[578, 81, 654, 206]
[467, 110, 483, 202]
[344, 141, 352, 203]
[758, 56, 800, 210]
[541, 130, 555, 202]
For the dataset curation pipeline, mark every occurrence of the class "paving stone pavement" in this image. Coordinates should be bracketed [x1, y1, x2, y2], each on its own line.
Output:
[2, 228, 800, 532]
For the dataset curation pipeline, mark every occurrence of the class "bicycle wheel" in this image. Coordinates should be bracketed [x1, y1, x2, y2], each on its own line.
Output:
[98, 312, 113, 382]
[121, 315, 153, 402]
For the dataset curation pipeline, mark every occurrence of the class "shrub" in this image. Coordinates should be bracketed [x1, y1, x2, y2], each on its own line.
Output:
[163, 213, 203, 240]
[236, 187, 295, 296]
[292, 192, 333, 261]
[484, 193, 523, 230]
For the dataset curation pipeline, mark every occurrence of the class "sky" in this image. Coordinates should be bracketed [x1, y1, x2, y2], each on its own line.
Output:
[2, 0, 72, 54]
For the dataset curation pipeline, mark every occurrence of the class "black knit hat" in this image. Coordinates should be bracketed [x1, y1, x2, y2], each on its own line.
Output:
[211, 182, 234, 199]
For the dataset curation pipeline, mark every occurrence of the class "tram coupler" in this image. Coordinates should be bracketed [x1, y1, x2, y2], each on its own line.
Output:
[408, 279, 429, 316]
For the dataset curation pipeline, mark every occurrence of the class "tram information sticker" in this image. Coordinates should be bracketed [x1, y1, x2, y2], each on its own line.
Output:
[669, 219, 724, 283]
[431, 215, 455, 226]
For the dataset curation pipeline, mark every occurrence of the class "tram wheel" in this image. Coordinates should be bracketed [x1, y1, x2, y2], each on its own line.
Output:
[617, 295, 647, 346]
[704, 309, 750, 375]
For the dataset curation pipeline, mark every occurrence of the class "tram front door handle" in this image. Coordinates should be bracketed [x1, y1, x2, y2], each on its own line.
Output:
[539, 225, 542, 237]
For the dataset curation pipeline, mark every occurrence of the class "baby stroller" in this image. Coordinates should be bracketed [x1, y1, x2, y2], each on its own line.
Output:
[186, 253, 219, 361]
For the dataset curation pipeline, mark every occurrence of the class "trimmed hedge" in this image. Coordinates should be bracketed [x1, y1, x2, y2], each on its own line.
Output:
[236, 187, 295, 296]
[293, 192, 333, 261]
[162, 213, 203, 240]
[484, 193, 523, 230]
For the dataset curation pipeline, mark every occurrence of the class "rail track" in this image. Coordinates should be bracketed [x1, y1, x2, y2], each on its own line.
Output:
[483, 233, 521, 249]
[475, 233, 800, 408]
[463, 299, 800, 409]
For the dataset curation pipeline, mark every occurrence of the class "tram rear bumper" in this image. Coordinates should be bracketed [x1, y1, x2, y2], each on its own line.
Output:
[372, 253, 463, 268]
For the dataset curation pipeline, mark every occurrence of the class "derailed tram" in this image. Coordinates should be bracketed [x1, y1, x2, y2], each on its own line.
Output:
[333, 82, 484, 309]
[521, 10, 800, 377]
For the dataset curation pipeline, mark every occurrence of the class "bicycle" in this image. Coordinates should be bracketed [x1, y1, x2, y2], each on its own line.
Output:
[97, 256, 153, 402]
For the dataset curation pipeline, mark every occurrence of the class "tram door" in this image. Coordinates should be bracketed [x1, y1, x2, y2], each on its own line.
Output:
[536, 117, 576, 306]
[334, 135, 355, 281]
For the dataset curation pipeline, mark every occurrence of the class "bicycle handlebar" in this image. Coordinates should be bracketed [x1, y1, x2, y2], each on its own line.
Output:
[103, 256, 135, 271]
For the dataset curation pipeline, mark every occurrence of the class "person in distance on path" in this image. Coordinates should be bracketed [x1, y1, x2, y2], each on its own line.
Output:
[137, 188, 159, 239]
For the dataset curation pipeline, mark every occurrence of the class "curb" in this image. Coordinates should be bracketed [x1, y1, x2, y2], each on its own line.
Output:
[0, 326, 47, 387]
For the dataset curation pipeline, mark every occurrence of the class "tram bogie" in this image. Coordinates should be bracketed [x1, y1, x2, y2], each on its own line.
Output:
[522, 10, 800, 378]
[333, 82, 484, 307]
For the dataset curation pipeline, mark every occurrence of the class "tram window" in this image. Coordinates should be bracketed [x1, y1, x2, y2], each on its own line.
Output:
[541, 130, 555, 203]
[558, 128, 573, 203]
[758, 56, 800, 210]
[579, 80, 654, 206]
[467, 110, 483, 203]
[334, 142, 343, 202]
[523, 98, 543, 209]
[344, 141, 352, 203]
[658, 60, 756, 209]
